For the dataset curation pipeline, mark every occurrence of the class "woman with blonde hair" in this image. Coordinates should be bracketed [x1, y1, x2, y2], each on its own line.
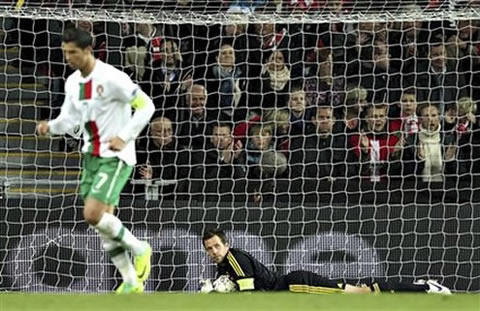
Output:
[443, 97, 479, 176]
[444, 97, 477, 134]
[262, 108, 290, 152]
[233, 108, 290, 154]
[342, 85, 367, 133]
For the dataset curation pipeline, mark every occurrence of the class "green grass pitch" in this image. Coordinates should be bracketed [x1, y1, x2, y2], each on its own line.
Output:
[1, 293, 479, 311]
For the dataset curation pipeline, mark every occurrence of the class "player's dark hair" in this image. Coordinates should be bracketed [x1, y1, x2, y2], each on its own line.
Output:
[202, 228, 228, 246]
[62, 27, 93, 49]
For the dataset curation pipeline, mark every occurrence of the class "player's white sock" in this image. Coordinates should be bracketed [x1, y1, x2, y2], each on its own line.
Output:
[102, 238, 137, 286]
[95, 212, 146, 256]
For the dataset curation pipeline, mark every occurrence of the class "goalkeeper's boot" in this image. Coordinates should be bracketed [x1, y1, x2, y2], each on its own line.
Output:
[135, 242, 152, 284]
[425, 280, 452, 295]
[115, 282, 144, 294]
[414, 279, 452, 295]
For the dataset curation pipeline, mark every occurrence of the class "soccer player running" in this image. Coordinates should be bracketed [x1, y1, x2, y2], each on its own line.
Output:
[36, 27, 154, 294]
[202, 228, 451, 294]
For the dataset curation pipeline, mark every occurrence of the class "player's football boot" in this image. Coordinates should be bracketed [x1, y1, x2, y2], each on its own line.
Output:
[115, 282, 144, 294]
[414, 279, 452, 295]
[135, 242, 152, 283]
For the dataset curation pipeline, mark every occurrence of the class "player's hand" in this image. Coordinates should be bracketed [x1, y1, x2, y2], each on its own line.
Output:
[199, 279, 214, 294]
[36, 121, 50, 136]
[108, 136, 126, 152]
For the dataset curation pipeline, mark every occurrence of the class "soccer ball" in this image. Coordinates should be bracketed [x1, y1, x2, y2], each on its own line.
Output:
[213, 275, 237, 293]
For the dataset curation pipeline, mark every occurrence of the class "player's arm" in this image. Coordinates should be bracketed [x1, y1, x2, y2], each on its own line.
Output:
[37, 87, 81, 137]
[226, 250, 256, 291]
[109, 72, 154, 149]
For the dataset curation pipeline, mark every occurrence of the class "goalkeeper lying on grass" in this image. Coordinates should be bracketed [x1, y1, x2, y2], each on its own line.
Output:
[200, 228, 451, 295]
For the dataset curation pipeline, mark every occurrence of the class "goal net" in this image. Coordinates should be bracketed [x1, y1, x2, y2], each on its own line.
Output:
[0, 0, 479, 293]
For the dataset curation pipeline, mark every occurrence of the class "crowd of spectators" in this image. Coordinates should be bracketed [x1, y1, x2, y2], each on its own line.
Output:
[121, 14, 480, 200]
[2, 1, 480, 202]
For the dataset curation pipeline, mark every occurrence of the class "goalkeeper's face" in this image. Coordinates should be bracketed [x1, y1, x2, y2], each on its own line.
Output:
[204, 236, 230, 264]
[62, 42, 92, 71]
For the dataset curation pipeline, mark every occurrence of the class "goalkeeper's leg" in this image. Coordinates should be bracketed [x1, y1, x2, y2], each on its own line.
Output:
[363, 279, 451, 295]
[283, 271, 344, 293]
[281, 271, 450, 295]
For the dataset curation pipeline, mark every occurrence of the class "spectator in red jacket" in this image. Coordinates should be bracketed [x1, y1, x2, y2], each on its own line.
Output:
[349, 104, 399, 181]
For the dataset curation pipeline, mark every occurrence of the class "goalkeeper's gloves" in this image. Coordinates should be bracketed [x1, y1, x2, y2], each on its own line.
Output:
[199, 279, 214, 294]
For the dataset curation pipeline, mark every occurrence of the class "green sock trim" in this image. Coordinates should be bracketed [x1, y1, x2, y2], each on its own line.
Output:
[108, 246, 125, 258]
[113, 226, 125, 243]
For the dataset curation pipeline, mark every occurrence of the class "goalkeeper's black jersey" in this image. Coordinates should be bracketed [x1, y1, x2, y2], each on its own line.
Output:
[217, 248, 280, 291]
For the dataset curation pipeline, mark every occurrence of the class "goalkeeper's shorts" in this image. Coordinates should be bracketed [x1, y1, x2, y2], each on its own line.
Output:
[80, 154, 133, 206]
